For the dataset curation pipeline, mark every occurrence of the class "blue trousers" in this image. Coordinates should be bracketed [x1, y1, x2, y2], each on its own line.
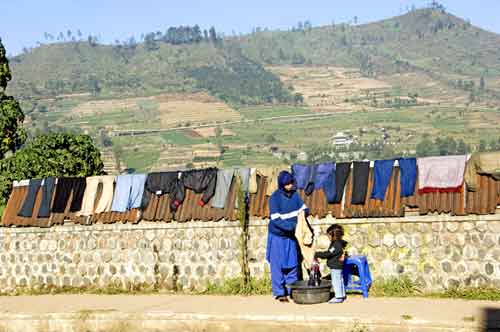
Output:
[371, 159, 395, 200]
[331, 269, 346, 299]
[270, 263, 298, 297]
[111, 174, 147, 212]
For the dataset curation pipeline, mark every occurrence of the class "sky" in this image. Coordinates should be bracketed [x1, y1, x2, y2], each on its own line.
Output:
[2, 0, 500, 55]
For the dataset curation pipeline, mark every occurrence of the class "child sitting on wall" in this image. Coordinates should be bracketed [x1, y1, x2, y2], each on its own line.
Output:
[314, 224, 348, 304]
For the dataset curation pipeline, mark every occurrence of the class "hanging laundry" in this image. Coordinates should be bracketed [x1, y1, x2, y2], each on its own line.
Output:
[333, 162, 351, 204]
[141, 172, 184, 212]
[258, 167, 284, 196]
[314, 163, 336, 203]
[111, 174, 147, 212]
[299, 163, 337, 201]
[236, 168, 251, 193]
[37, 177, 56, 218]
[304, 165, 316, 196]
[78, 176, 115, 216]
[292, 164, 312, 190]
[351, 161, 370, 205]
[235, 168, 252, 209]
[51, 177, 87, 213]
[248, 168, 258, 194]
[371, 160, 395, 201]
[212, 169, 235, 209]
[464, 152, 500, 191]
[181, 168, 218, 207]
[397, 158, 417, 197]
[417, 155, 467, 193]
[17, 179, 42, 217]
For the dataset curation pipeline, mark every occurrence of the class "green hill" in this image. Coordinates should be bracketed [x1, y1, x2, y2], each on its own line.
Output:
[7, 41, 294, 106]
[239, 8, 500, 79]
[8, 8, 500, 105]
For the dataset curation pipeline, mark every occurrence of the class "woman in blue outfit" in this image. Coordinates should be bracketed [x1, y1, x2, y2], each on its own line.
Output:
[267, 170, 308, 302]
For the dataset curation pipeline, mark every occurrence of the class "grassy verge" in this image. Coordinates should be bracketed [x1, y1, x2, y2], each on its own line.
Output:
[370, 276, 423, 297]
[0, 284, 163, 296]
[370, 276, 500, 301]
[2, 276, 500, 301]
[197, 277, 272, 296]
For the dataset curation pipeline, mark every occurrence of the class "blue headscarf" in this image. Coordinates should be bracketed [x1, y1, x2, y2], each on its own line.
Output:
[278, 170, 295, 194]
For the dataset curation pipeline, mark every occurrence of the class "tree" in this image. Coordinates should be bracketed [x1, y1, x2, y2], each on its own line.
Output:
[488, 139, 497, 151]
[479, 139, 487, 152]
[480, 76, 485, 90]
[265, 134, 277, 145]
[0, 38, 12, 92]
[209, 27, 218, 44]
[0, 38, 26, 159]
[456, 139, 468, 154]
[0, 96, 26, 159]
[0, 133, 104, 205]
[144, 32, 159, 51]
[293, 93, 304, 105]
[416, 137, 435, 157]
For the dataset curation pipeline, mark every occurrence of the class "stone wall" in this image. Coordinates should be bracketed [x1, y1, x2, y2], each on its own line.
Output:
[1, 213, 500, 293]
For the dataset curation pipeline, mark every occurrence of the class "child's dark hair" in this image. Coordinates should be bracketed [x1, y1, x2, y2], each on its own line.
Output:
[326, 224, 344, 241]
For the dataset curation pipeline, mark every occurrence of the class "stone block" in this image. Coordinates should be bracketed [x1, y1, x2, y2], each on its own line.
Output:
[383, 233, 395, 247]
[476, 221, 488, 232]
[446, 222, 459, 233]
[48, 240, 58, 251]
[488, 221, 500, 233]
[395, 234, 408, 248]
[401, 223, 414, 233]
[87, 238, 97, 250]
[462, 222, 475, 232]
[456, 263, 467, 273]
[410, 234, 422, 248]
[388, 223, 401, 234]
[195, 266, 205, 277]
[431, 222, 443, 233]
[145, 230, 156, 242]
[441, 261, 452, 273]
[109, 264, 117, 275]
[485, 263, 495, 276]
[484, 234, 496, 248]
[381, 260, 395, 276]
[137, 239, 150, 249]
[416, 223, 431, 233]
[39, 240, 48, 251]
[102, 251, 113, 263]
[368, 232, 381, 247]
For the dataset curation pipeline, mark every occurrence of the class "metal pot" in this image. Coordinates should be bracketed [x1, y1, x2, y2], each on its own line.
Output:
[287, 280, 332, 304]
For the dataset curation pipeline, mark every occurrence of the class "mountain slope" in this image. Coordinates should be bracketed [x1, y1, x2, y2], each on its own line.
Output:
[7, 41, 294, 106]
[238, 8, 500, 82]
[8, 8, 500, 105]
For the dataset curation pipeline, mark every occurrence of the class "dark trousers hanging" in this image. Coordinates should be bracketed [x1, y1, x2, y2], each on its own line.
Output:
[18, 179, 42, 217]
[38, 177, 56, 218]
[333, 162, 351, 204]
[351, 161, 370, 205]
[51, 178, 87, 213]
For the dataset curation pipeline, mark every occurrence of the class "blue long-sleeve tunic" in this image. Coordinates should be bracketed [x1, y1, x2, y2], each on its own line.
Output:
[266, 189, 308, 269]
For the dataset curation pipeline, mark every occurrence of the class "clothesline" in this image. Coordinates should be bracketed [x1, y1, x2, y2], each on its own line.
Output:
[9, 152, 500, 223]
[11, 154, 474, 187]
